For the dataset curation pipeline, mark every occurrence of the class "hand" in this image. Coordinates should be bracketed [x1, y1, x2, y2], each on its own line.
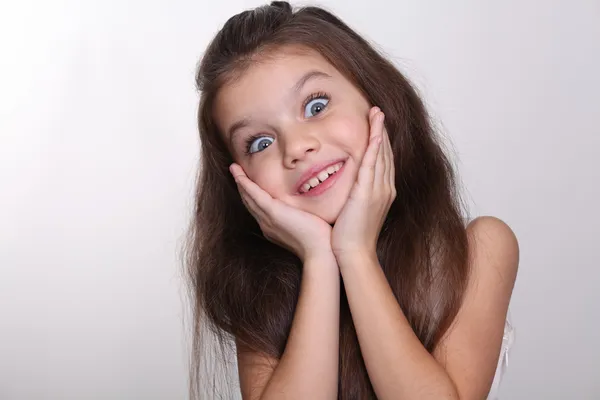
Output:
[331, 106, 396, 262]
[230, 164, 334, 262]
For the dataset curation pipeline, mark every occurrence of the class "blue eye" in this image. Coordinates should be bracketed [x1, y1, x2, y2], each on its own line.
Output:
[304, 96, 329, 118]
[245, 135, 274, 154]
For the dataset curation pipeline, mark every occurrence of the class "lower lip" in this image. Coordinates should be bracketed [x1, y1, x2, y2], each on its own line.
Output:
[297, 162, 346, 197]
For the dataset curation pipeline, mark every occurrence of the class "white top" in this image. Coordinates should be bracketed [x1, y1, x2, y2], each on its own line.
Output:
[486, 314, 515, 399]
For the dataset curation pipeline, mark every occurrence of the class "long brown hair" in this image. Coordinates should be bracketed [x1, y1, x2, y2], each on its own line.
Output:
[184, 2, 470, 399]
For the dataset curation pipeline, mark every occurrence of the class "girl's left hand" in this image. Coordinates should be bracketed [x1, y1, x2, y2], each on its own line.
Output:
[331, 106, 396, 262]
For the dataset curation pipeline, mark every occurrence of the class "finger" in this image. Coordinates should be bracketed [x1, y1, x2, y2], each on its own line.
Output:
[380, 125, 396, 203]
[369, 107, 381, 139]
[380, 123, 391, 187]
[358, 113, 383, 187]
[233, 173, 264, 222]
[383, 126, 396, 190]
[374, 113, 387, 189]
[230, 164, 274, 210]
[229, 163, 245, 179]
[369, 106, 380, 121]
[236, 180, 260, 215]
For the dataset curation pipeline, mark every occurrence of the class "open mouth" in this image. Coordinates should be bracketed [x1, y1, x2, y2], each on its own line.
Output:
[298, 161, 345, 196]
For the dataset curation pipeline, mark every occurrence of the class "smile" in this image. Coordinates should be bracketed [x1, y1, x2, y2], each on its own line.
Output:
[298, 161, 346, 197]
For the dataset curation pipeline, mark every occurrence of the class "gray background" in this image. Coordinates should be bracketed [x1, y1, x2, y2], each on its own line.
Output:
[1, 0, 598, 398]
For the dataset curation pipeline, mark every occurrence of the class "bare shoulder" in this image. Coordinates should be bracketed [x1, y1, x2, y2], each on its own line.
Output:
[236, 339, 279, 400]
[432, 216, 519, 398]
[466, 215, 520, 285]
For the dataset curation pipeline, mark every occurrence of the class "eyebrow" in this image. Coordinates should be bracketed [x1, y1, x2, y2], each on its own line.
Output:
[292, 70, 331, 94]
[227, 70, 332, 146]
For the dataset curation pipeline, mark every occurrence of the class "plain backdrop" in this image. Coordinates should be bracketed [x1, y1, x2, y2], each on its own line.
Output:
[1, 0, 599, 399]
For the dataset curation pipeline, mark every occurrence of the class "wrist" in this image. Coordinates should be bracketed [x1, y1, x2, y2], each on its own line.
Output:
[333, 249, 378, 268]
[302, 249, 336, 264]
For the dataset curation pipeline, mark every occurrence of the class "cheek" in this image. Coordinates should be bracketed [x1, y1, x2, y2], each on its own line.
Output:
[332, 116, 370, 158]
[246, 163, 285, 198]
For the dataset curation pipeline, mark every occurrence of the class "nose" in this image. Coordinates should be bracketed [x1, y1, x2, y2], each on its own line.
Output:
[282, 125, 321, 168]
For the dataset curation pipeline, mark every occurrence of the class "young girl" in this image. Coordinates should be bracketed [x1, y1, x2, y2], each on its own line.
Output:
[185, 2, 519, 399]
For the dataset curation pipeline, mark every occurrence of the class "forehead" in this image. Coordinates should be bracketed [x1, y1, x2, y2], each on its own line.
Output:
[225, 47, 338, 96]
[213, 47, 340, 127]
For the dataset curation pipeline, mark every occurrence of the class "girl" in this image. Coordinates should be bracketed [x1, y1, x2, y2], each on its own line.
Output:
[185, 2, 519, 399]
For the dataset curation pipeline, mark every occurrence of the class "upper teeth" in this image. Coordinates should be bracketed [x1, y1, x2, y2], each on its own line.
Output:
[300, 162, 343, 193]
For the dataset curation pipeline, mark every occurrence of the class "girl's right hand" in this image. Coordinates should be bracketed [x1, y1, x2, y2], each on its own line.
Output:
[230, 163, 333, 262]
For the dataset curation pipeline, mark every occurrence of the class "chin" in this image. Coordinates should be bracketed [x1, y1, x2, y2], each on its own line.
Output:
[286, 195, 343, 225]
[310, 198, 345, 225]
[316, 209, 340, 225]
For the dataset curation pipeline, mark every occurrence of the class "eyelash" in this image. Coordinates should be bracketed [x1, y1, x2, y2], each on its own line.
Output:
[243, 133, 266, 155]
[302, 91, 330, 111]
[243, 91, 331, 155]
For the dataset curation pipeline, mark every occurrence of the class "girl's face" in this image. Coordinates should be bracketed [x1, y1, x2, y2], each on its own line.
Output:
[214, 47, 372, 223]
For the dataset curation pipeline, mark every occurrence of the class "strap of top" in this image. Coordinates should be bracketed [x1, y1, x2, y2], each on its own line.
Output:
[487, 312, 515, 399]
